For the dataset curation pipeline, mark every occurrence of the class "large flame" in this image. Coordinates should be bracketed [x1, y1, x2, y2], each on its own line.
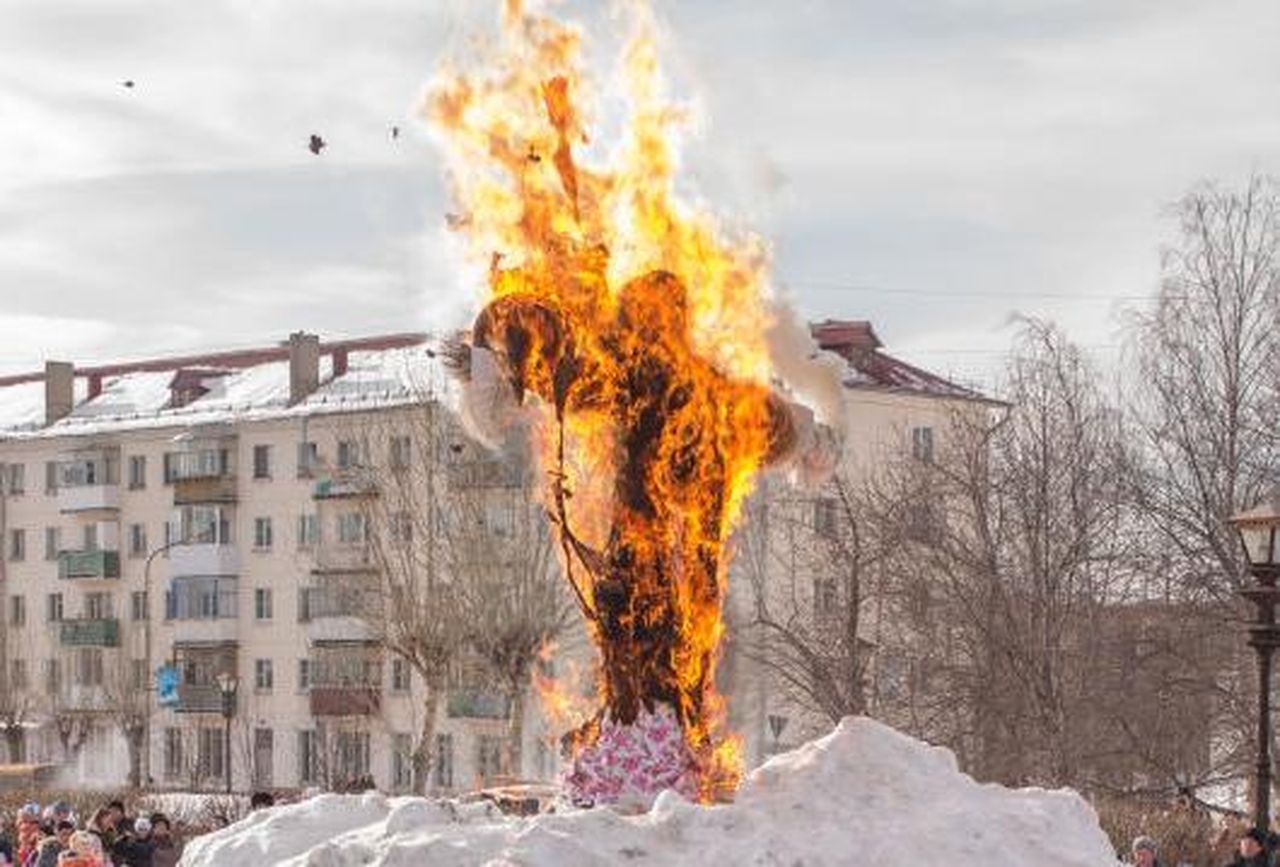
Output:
[429, 0, 786, 801]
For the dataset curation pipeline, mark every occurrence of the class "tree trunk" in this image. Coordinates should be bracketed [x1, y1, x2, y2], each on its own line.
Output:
[126, 725, 144, 789]
[2, 724, 22, 763]
[506, 680, 526, 779]
[411, 686, 442, 795]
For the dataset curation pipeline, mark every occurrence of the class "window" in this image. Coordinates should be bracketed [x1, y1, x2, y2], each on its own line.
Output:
[813, 578, 838, 621]
[128, 455, 147, 490]
[335, 731, 370, 781]
[131, 659, 147, 690]
[129, 523, 147, 558]
[254, 588, 273, 621]
[82, 523, 97, 552]
[254, 659, 274, 691]
[298, 514, 320, 548]
[84, 591, 112, 620]
[175, 504, 231, 545]
[44, 527, 60, 561]
[253, 445, 271, 480]
[337, 439, 367, 470]
[197, 727, 226, 780]
[298, 730, 318, 785]
[911, 426, 934, 464]
[162, 453, 176, 484]
[392, 733, 413, 791]
[435, 733, 454, 789]
[47, 593, 63, 623]
[337, 512, 366, 544]
[10, 659, 27, 690]
[5, 463, 24, 495]
[477, 734, 506, 782]
[75, 648, 103, 687]
[391, 511, 413, 544]
[254, 728, 274, 789]
[9, 529, 25, 562]
[44, 461, 58, 494]
[44, 659, 60, 694]
[9, 596, 25, 627]
[131, 591, 148, 622]
[389, 436, 411, 471]
[297, 659, 311, 691]
[813, 498, 837, 537]
[253, 517, 273, 550]
[163, 728, 184, 780]
[391, 657, 410, 692]
[297, 441, 319, 478]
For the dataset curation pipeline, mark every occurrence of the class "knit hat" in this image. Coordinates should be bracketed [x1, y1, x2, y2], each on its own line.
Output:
[19, 802, 40, 819]
[1245, 827, 1269, 846]
[1131, 835, 1158, 853]
[134, 816, 152, 835]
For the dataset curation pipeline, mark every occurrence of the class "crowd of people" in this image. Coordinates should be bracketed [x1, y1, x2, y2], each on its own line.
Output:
[0, 800, 181, 867]
[1132, 826, 1278, 867]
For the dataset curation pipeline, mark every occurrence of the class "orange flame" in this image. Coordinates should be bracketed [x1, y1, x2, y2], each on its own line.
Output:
[430, 0, 786, 801]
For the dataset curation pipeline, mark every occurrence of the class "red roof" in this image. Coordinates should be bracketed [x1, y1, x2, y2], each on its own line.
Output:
[0, 333, 427, 388]
[809, 320, 990, 402]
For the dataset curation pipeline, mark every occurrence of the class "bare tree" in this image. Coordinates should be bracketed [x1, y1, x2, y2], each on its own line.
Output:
[1126, 174, 1280, 795]
[347, 399, 466, 794]
[449, 460, 573, 777]
[740, 471, 892, 727]
[881, 320, 1132, 787]
[100, 654, 148, 788]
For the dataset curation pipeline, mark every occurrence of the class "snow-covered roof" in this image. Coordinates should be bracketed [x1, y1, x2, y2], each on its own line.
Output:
[0, 336, 442, 440]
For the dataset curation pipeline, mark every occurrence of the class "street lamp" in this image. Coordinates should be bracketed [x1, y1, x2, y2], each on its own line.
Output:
[1229, 495, 1280, 832]
[215, 671, 238, 794]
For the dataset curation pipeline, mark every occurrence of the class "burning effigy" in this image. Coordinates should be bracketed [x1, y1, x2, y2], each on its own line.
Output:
[431, 1, 836, 806]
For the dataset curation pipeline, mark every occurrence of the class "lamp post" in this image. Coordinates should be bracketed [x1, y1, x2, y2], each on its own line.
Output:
[1229, 495, 1280, 832]
[215, 671, 238, 794]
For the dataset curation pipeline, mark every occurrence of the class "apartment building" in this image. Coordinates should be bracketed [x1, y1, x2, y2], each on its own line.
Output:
[726, 320, 1001, 766]
[0, 332, 551, 792]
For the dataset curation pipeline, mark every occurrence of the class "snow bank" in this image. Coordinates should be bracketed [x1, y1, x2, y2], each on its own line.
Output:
[179, 718, 1117, 867]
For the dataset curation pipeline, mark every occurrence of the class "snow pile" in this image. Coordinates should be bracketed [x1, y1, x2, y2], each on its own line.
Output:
[179, 718, 1117, 867]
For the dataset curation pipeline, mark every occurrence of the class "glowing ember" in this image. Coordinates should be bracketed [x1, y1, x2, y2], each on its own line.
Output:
[430, 0, 819, 803]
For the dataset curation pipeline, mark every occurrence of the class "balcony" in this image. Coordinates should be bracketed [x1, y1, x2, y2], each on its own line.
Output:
[313, 472, 379, 500]
[313, 544, 375, 575]
[173, 684, 237, 714]
[173, 476, 237, 505]
[59, 550, 121, 580]
[60, 618, 121, 647]
[59, 484, 120, 513]
[170, 617, 239, 644]
[446, 460, 524, 490]
[170, 543, 239, 577]
[310, 686, 380, 717]
[446, 689, 510, 720]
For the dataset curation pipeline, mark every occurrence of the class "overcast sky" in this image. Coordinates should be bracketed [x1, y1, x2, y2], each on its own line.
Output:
[2, 0, 1278, 389]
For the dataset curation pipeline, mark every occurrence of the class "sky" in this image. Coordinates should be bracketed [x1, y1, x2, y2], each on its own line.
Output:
[1, 0, 1278, 391]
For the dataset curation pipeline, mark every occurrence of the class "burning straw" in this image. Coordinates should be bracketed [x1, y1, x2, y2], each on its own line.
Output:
[430, 0, 837, 806]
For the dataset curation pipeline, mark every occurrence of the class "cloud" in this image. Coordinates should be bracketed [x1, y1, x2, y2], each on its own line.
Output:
[0, 0, 1278, 391]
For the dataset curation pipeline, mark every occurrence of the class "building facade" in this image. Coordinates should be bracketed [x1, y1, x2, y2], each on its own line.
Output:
[0, 332, 556, 792]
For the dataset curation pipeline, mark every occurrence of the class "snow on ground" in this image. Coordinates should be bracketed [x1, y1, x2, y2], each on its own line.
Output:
[179, 718, 1117, 867]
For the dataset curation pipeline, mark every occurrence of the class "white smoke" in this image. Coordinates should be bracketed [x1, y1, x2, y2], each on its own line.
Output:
[764, 301, 847, 438]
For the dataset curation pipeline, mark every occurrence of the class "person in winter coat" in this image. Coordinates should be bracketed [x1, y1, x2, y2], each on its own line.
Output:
[56, 831, 105, 867]
[14, 806, 42, 867]
[35, 821, 75, 867]
[143, 817, 178, 867]
[1225, 827, 1273, 867]
[110, 817, 154, 867]
[1132, 835, 1164, 867]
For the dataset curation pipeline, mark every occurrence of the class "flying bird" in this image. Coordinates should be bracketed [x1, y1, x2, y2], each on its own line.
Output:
[308, 134, 326, 155]
[390, 125, 400, 140]
[121, 80, 135, 89]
